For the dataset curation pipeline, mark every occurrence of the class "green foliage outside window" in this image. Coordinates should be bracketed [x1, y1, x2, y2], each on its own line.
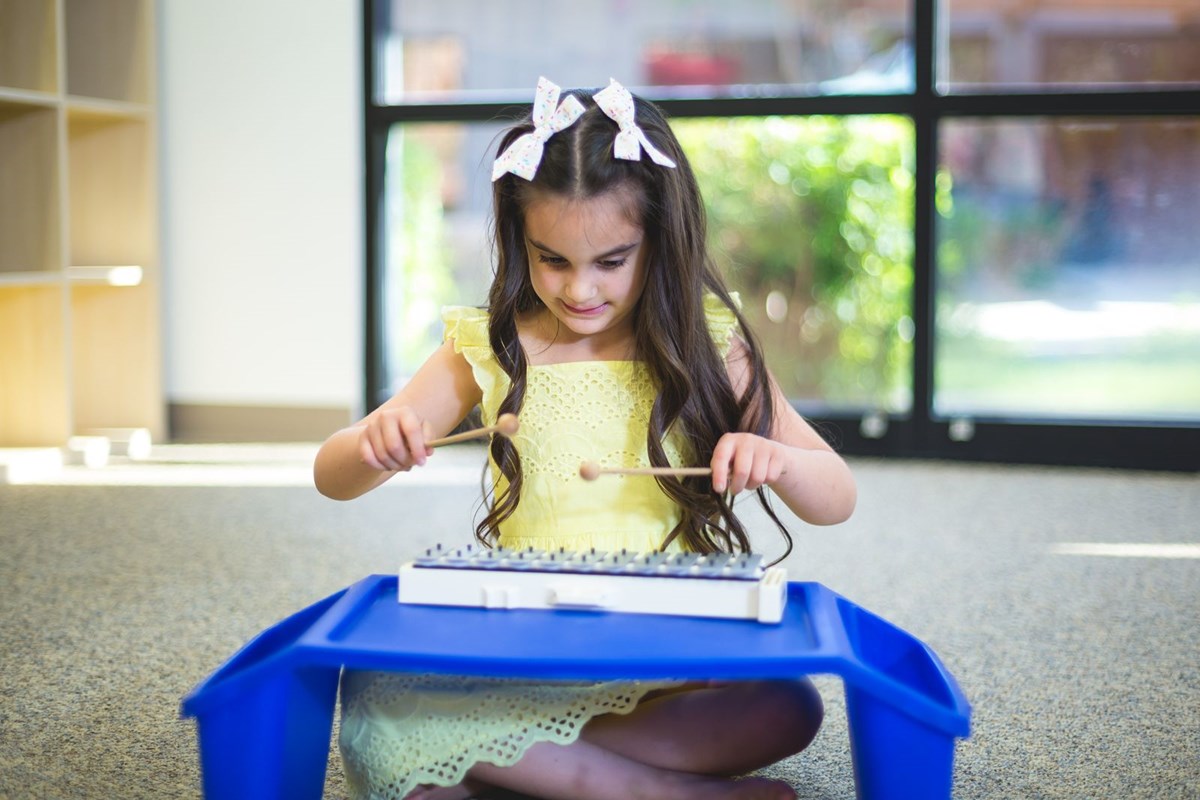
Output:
[675, 116, 915, 412]
[387, 132, 456, 382]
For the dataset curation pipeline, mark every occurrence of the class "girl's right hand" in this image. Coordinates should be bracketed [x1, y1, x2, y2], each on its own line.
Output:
[357, 405, 434, 472]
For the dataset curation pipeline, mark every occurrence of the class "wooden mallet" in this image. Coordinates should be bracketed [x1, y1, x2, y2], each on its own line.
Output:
[579, 461, 712, 481]
[427, 414, 520, 447]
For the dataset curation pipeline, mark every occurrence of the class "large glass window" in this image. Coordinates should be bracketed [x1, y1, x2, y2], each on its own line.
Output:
[676, 116, 914, 413]
[936, 117, 1200, 421]
[943, 0, 1200, 91]
[367, 0, 1200, 469]
[377, 0, 912, 103]
[381, 115, 916, 416]
[380, 122, 497, 389]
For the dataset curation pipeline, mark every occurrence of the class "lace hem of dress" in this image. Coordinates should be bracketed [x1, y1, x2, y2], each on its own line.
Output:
[340, 672, 683, 800]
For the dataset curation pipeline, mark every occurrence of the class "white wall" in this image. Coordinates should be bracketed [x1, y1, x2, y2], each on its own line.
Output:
[159, 1, 362, 411]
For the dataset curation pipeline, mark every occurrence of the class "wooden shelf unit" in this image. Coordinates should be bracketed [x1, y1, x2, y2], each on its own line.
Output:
[0, 0, 162, 449]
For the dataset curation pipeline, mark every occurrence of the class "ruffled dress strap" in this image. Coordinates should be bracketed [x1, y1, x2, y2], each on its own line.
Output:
[704, 291, 742, 359]
[442, 306, 509, 425]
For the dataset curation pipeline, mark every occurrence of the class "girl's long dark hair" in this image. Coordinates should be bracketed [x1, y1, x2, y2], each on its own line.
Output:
[479, 86, 793, 563]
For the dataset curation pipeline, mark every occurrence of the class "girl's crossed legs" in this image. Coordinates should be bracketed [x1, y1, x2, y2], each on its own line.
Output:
[405, 678, 823, 800]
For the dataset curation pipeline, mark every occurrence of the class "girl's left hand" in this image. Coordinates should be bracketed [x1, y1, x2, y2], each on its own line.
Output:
[710, 432, 789, 495]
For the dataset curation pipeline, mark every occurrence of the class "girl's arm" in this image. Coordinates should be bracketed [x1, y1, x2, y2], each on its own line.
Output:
[711, 339, 857, 526]
[313, 340, 483, 500]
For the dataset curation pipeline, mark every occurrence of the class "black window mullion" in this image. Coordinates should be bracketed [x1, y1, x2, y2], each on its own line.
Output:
[363, 0, 385, 413]
[934, 89, 1200, 118]
[371, 95, 916, 125]
[909, 0, 940, 455]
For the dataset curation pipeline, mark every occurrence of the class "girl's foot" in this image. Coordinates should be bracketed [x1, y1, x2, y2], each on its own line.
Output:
[721, 775, 798, 800]
[457, 773, 796, 800]
[667, 774, 795, 800]
[402, 777, 492, 800]
[467, 737, 801, 800]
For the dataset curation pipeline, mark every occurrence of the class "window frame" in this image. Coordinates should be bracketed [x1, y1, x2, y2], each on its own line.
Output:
[362, 0, 1200, 471]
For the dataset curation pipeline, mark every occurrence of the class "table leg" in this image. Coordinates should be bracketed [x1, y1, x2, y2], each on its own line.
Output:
[194, 665, 340, 800]
[844, 684, 957, 800]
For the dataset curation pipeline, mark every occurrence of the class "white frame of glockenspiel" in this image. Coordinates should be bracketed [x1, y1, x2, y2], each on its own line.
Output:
[398, 547, 788, 624]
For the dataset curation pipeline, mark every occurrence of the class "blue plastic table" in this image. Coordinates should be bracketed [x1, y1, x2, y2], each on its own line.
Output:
[181, 575, 971, 799]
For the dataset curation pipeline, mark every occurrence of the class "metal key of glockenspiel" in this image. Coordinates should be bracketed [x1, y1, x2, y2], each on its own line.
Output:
[670, 553, 702, 577]
[570, 550, 608, 573]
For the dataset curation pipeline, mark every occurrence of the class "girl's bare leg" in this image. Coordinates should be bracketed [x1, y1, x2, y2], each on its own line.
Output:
[462, 679, 821, 800]
[467, 737, 795, 800]
[402, 777, 490, 799]
[583, 679, 824, 775]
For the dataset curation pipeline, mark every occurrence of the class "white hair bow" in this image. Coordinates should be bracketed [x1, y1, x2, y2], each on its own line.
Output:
[593, 78, 677, 169]
[491, 76, 586, 182]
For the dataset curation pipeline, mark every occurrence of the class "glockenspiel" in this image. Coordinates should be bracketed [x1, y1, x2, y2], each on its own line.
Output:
[399, 543, 788, 623]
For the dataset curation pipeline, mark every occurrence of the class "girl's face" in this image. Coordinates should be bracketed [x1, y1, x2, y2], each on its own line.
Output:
[522, 189, 648, 347]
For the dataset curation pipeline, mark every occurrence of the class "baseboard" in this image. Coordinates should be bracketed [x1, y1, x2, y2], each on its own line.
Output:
[168, 403, 354, 443]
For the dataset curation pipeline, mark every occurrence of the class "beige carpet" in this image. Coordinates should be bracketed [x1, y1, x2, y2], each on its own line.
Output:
[1, 445, 1196, 799]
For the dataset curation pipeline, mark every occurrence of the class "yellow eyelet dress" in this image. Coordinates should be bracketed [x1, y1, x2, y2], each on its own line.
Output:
[338, 297, 740, 800]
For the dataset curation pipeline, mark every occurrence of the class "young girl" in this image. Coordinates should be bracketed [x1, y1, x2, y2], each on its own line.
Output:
[315, 77, 857, 800]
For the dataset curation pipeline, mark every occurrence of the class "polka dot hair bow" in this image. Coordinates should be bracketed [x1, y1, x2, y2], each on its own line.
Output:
[593, 78, 677, 169]
[491, 76, 586, 182]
